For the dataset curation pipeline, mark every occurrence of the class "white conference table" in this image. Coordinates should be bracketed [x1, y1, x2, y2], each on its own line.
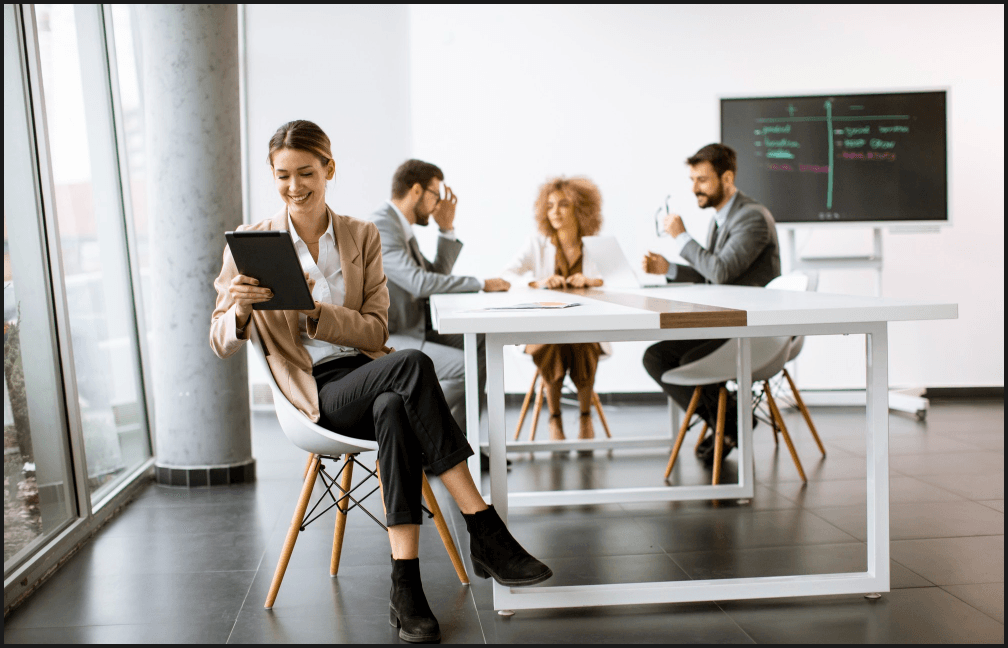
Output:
[430, 285, 956, 612]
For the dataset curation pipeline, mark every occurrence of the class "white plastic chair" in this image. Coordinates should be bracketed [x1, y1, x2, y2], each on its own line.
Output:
[249, 327, 468, 610]
[661, 272, 818, 485]
[775, 272, 827, 459]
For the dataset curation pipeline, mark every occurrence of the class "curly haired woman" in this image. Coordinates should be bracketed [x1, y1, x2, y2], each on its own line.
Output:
[502, 176, 609, 444]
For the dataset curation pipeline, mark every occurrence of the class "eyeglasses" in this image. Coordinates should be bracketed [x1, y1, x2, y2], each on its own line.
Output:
[654, 195, 671, 237]
[423, 186, 442, 205]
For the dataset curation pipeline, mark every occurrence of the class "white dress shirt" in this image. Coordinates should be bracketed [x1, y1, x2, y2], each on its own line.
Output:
[288, 212, 359, 365]
[670, 190, 739, 255]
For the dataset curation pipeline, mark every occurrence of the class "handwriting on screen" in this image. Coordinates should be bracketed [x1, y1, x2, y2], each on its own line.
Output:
[721, 91, 947, 223]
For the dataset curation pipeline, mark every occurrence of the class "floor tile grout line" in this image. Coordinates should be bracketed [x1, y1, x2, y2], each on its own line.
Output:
[439, 478, 489, 644]
[937, 584, 1006, 626]
[714, 601, 759, 644]
[226, 512, 276, 644]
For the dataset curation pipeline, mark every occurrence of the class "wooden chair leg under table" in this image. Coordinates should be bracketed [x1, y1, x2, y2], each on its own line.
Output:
[783, 368, 826, 457]
[765, 384, 807, 482]
[528, 378, 545, 442]
[693, 421, 709, 452]
[513, 369, 540, 441]
[711, 386, 728, 486]
[591, 392, 613, 438]
[664, 386, 703, 480]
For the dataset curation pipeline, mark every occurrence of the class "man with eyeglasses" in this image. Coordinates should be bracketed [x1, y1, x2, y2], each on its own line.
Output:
[368, 159, 509, 459]
[640, 143, 781, 464]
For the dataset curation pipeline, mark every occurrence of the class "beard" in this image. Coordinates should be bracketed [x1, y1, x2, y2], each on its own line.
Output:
[413, 202, 432, 226]
[696, 181, 725, 209]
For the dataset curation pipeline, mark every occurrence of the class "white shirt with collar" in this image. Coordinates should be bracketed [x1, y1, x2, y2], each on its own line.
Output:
[670, 189, 738, 255]
[287, 212, 358, 365]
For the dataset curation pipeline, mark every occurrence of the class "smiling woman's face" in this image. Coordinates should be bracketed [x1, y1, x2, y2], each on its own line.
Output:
[272, 147, 333, 218]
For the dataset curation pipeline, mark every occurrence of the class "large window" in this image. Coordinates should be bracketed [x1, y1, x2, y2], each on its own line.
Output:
[35, 4, 151, 505]
[3, 5, 76, 568]
[4, 3, 155, 599]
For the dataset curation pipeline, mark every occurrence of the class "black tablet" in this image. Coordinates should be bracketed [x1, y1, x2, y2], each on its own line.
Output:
[224, 230, 315, 310]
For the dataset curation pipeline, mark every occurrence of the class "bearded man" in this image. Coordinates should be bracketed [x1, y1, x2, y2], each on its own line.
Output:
[641, 143, 781, 463]
[367, 159, 509, 447]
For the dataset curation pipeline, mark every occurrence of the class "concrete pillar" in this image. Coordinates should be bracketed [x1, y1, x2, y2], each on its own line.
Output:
[138, 4, 254, 486]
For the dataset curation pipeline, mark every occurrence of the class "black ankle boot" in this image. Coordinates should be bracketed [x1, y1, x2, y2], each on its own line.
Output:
[462, 506, 553, 586]
[389, 557, 440, 643]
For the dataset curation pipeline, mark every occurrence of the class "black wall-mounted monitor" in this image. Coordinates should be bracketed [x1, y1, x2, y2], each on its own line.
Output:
[720, 91, 947, 225]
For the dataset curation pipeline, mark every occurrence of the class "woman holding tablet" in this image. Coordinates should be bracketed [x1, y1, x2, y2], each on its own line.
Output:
[210, 120, 550, 643]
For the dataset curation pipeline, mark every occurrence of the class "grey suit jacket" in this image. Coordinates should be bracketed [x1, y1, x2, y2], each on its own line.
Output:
[366, 203, 482, 345]
[670, 190, 781, 288]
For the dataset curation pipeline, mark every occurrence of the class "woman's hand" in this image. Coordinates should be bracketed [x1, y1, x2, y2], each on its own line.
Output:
[231, 274, 272, 328]
[565, 273, 603, 288]
[297, 272, 321, 319]
[482, 277, 511, 292]
[532, 274, 567, 289]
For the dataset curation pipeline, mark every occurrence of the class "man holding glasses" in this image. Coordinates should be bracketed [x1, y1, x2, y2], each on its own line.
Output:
[368, 159, 509, 450]
[641, 143, 781, 463]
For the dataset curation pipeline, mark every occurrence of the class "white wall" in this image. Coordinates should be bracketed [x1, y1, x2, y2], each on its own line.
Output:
[408, 5, 1004, 392]
[243, 5, 1004, 394]
[244, 4, 411, 226]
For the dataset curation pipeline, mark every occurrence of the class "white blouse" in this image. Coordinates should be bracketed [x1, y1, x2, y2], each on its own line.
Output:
[288, 212, 359, 365]
[501, 233, 611, 356]
[500, 234, 603, 285]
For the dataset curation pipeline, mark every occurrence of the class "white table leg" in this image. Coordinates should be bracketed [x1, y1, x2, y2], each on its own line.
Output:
[485, 336, 511, 611]
[463, 333, 481, 487]
[736, 337, 755, 498]
[668, 396, 680, 443]
[865, 323, 891, 591]
[486, 335, 508, 522]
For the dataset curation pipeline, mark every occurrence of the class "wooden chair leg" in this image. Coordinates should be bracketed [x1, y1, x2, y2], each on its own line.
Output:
[266, 454, 321, 609]
[783, 369, 826, 457]
[330, 454, 355, 577]
[592, 392, 613, 439]
[514, 370, 540, 441]
[375, 461, 387, 516]
[421, 473, 470, 584]
[765, 384, 807, 482]
[528, 378, 545, 442]
[303, 452, 314, 480]
[693, 421, 710, 452]
[664, 386, 702, 480]
[712, 387, 728, 485]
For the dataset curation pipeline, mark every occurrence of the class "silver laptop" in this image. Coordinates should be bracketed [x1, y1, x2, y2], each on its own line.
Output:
[582, 235, 667, 289]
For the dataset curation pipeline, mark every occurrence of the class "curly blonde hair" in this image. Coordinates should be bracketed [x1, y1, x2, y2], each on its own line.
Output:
[533, 176, 603, 238]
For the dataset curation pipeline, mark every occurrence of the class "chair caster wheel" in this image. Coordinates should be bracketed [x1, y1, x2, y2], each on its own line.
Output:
[498, 609, 515, 617]
[865, 592, 882, 600]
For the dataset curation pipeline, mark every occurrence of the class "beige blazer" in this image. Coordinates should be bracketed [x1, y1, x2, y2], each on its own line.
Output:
[210, 206, 392, 422]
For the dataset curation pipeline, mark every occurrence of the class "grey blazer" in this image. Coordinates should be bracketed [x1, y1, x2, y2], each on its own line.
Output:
[366, 203, 482, 344]
[669, 190, 781, 287]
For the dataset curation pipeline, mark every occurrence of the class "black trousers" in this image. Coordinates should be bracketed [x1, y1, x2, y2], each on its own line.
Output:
[642, 339, 738, 435]
[314, 349, 474, 527]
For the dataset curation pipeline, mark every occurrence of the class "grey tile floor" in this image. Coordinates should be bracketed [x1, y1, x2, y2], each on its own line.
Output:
[4, 398, 1003, 643]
